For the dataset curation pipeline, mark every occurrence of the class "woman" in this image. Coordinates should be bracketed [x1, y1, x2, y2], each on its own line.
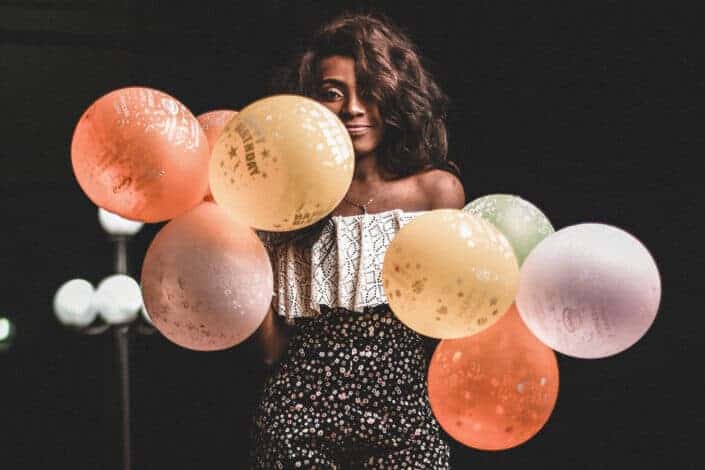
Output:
[252, 12, 465, 469]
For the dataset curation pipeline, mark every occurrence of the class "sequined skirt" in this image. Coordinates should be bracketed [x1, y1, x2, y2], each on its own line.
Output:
[250, 305, 450, 469]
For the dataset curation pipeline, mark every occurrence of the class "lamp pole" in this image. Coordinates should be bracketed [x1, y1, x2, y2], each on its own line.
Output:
[53, 208, 151, 470]
[114, 234, 131, 470]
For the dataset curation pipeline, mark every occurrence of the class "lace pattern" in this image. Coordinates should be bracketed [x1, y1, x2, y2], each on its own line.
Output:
[258, 209, 423, 323]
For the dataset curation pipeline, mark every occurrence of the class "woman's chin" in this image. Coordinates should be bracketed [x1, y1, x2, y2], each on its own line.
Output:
[352, 144, 378, 158]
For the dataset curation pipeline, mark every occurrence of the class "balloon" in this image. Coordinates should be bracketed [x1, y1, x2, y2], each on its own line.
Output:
[464, 194, 554, 265]
[197, 109, 238, 202]
[94, 274, 143, 324]
[53, 279, 98, 327]
[71, 87, 210, 222]
[209, 94, 354, 231]
[516, 223, 661, 359]
[428, 305, 559, 450]
[140, 202, 273, 351]
[382, 209, 520, 339]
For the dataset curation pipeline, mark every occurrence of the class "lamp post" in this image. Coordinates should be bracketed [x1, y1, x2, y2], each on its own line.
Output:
[53, 208, 154, 470]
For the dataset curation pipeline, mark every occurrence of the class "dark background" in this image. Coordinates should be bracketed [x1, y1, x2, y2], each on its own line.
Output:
[1, 0, 702, 468]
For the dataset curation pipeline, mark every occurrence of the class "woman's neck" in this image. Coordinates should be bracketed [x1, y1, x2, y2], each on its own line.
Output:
[353, 153, 391, 184]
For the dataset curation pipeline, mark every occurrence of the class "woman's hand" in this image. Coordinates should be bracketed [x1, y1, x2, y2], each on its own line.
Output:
[255, 303, 292, 367]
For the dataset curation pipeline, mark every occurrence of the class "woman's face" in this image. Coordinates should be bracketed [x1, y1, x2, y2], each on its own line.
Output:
[315, 55, 385, 158]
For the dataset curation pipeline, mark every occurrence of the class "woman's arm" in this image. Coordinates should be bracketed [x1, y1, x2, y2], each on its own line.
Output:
[254, 302, 292, 366]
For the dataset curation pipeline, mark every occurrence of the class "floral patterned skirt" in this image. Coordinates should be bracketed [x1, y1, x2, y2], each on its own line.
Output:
[250, 304, 450, 469]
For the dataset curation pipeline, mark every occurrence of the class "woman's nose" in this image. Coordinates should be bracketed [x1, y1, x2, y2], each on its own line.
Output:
[342, 92, 365, 117]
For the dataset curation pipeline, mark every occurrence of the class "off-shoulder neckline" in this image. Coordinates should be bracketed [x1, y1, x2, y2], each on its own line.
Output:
[330, 208, 427, 222]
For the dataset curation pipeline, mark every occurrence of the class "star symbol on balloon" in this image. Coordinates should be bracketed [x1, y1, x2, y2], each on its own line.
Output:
[261, 148, 270, 158]
[229, 147, 238, 158]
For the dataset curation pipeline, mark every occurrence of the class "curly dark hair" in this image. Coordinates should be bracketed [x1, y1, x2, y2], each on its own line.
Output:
[268, 12, 459, 248]
[274, 12, 458, 178]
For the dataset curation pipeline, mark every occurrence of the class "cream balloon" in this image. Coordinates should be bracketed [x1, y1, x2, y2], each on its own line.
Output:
[53, 279, 98, 327]
[94, 274, 143, 324]
[209, 95, 354, 231]
[516, 223, 661, 358]
[383, 210, 520, 339]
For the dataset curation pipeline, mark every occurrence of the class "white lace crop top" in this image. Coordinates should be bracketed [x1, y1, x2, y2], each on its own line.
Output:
[258, 209, 424, 323]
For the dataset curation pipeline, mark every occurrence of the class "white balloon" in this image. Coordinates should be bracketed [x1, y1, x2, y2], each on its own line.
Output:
[98, 208, 144, 236]
[53, 279, 97, 327]
[95, 274, 142, 324]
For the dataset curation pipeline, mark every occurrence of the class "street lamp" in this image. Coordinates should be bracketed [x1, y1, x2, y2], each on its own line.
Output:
[53, 208, 154, 470]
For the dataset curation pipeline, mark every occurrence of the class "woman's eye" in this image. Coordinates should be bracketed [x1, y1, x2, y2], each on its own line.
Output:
[319, 88, 344, 102]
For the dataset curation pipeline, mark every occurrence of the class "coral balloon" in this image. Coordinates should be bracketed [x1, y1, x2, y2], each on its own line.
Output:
[209, 94, 354, 231]
[197, 109, 238, 201]
[383, 210, 519, 339]
[516, 223, 661, 359]
[428, 305, 559, 450]
[141, 202, 273, 351]
[71, 87, 210, 222]
[464, 194, 554, 265]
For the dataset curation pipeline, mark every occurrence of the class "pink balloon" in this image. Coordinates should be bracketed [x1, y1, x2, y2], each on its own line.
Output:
[141, 202, 273, 351]
[516, 223, 661, 359]
[196, 109, 237, 202]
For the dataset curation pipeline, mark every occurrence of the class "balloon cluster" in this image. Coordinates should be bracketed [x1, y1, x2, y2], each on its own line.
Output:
[382, 194, 661, 450]
[70, 87, 355, 351]
[69, 86, 661, 451]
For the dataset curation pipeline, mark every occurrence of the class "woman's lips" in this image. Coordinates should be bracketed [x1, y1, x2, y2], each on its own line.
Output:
[346, 125, 371, 136]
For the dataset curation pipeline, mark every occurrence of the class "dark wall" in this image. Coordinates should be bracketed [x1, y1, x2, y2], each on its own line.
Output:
[0, 1, 701, 469]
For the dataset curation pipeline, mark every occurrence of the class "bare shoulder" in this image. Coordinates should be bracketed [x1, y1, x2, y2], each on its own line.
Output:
[415, 169, 466, 209]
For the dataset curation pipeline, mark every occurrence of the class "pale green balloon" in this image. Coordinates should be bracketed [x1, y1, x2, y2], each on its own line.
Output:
[463, 194, 554, 266]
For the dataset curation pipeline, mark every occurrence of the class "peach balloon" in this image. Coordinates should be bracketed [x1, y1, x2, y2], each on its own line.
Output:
[197, 109, 238, 201]
[210, 95, 354, 231]
[383, 210, 520, 339]
[71, 87, 210, 222]
[140, 202, 273, 351]
[428, 305, 559, 451]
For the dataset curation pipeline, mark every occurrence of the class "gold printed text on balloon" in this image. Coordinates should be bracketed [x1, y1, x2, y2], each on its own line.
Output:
[234, 120, 265, 176]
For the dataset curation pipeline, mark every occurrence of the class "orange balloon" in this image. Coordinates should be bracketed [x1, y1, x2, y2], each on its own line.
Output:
[71, 87, 210, 222]
[428, 305, 559, 450]
[140, 202, 273, 351]
[197, 109, 238, 202]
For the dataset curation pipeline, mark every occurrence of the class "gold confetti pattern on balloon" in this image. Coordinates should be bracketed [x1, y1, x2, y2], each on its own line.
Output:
[209, 95, 354, 231]
[382, 209, 519, 339]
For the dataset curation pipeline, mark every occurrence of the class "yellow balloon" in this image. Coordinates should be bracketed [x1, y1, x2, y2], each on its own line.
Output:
[382, 209, 520, 339]
[209, 95, 355, 231]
